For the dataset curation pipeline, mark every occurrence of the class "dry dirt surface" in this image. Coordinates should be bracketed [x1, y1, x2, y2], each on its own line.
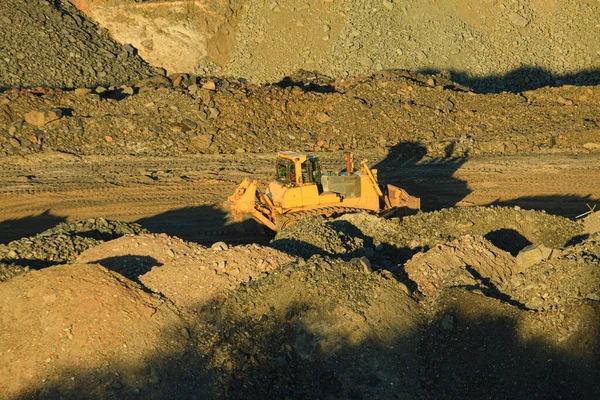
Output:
[1, 1, 600, 399]
[0, 149, 598, 246]
[3, 71, 600, 158]
[1, 214, 599, 398]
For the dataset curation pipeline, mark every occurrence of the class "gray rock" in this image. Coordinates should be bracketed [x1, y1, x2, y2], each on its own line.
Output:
[211, 241, 228, 251]
[515, 244, 553, 272]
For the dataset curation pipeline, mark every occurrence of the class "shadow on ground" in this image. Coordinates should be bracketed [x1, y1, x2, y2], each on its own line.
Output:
[135, 205, 270, 245]
[14, 288, 600, 399]
[492, 195, 599, 219]
[0, 211, 67, 244]
[93, 255, 163, 283]
[373, 141, 470, 211]
[419, 66, 600, 93]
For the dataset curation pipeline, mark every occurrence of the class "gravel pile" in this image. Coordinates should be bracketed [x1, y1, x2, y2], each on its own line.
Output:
[195, 255, 422, 399]
[404, 235, 517, 297]
[0, 0, 155, 89]
[0, 218, 147, 281]
[270, 216, 366, 259]
[339, 206, 583, 258]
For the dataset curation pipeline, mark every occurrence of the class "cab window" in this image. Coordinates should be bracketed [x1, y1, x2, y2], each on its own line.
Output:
[301, 162, 309, 183]
[276, 160, 294, 182]
[310, 159, 321, 184]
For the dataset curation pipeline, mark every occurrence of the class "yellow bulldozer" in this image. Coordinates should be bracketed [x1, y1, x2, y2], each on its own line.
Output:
[225, 151, 420, 231]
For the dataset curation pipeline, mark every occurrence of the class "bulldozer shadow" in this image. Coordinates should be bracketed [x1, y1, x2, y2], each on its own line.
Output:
[135, 205, 271, 246]
[373, 141, 470, 211]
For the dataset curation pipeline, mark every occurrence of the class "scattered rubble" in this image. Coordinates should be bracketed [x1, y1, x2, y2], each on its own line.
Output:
[2, 72, 600, 158]
[0, 218, 147, 281]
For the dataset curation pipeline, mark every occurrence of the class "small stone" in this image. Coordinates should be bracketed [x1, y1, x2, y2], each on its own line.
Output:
[557, 96, 573, 106]
[24, 108, 63, 127]
[74, 88, 92, 96]
[202, 81, 216, 91]
[196, 89, 212, 104]
[441, 314, 454, 331]
[172, 75, 184, 87]
[105, 136, 113, 143]
[316, 112, 332, 123]
[515, 244, 553, 272]
[426, 78, 436, 87]
[508, 12, 529, 28]
[382, 0, 394, 10]
[120, 86, 134, 96]
[209, 107, 220, 119]
[354, 256, 371, 273]
[141, 39, 154, 50]
[211, 241, 228, 251]
[360, 56, 374, 67]
[95, 86, 107, 94]
[188, 84, 199, 95]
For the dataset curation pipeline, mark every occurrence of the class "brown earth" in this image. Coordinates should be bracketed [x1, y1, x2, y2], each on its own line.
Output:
[1, 223, 599, 398]
[1, 1, 600, 399]
[3, 72, 600, 159]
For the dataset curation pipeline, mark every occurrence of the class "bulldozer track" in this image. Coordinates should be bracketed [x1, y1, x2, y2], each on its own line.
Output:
[1, 151, 598, 243]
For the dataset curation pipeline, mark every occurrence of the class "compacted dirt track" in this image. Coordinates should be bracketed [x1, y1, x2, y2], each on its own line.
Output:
[1, 151, 598, 244]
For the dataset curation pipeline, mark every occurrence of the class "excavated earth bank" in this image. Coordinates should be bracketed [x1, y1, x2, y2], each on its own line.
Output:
[1, 210, 599, 398]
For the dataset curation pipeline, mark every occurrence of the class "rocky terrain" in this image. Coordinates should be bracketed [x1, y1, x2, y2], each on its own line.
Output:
[2, 71, 600, 159]
[1, 0, 599, 399]
[1, 209, 599, 398]
[0, 0, 156, 89]
[65, 0, 600, 92]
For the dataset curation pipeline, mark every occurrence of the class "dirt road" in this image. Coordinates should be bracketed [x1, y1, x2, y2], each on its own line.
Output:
[1, 151, 598, 244]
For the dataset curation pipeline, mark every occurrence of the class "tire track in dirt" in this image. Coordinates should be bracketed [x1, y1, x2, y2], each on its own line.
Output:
[1, 152, 598, 243]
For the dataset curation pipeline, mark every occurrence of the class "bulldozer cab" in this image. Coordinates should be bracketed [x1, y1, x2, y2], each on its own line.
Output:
[276, 151, 321, 187]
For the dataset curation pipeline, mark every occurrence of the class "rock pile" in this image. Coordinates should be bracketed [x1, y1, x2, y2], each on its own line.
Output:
[0, 218, 147, 281]
[0, 0, 155, 89]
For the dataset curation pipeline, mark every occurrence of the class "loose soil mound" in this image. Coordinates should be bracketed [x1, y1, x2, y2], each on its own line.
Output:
[195, 256, 423, 399]
[271, 216, 366, 259]
[339, 206, 583, 257]
[0, 263, 197, 399]
[0, 0, 155, 89]
[277, 207, 583, 273]
[419, 287, 600, 399]
[76, 234, 296, 314]
[1, 213, 599, 398]
[404, 235, 517, 296]
[501, 233, 600, 313]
